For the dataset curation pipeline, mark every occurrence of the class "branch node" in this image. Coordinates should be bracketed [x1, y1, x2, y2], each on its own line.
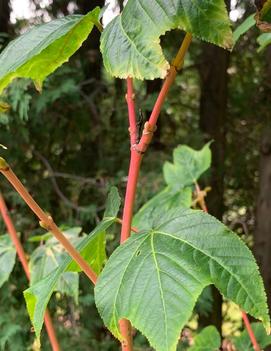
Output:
[0, 157, 9, 171]
[39, 214, 54, 231]
[142, 121, 157, 135]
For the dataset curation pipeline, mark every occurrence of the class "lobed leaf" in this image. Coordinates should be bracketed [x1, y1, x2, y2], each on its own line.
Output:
[95, 208, 270, 351]
[0, 8, 100, 94]
[101, 0, 233, 80]
[0, 235, 16, 288]
[188, 326, 221, 351]
[163, 143, 211, 189]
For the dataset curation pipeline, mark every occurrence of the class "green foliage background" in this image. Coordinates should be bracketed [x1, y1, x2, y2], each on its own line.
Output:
[0, 0, 270, 350]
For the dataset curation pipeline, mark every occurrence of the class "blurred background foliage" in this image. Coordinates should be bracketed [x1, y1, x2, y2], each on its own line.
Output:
[0, 0, 271, 350]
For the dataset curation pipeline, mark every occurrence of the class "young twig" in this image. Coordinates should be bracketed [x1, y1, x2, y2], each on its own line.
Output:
[194, 181, 261, 351]
[120, 33, 193, 351]
[0, 193, 61, 351]
[0, 158, 97, 285]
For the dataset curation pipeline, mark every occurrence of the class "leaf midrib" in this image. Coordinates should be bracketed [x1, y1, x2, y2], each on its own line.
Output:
[155, 230, 257, 309]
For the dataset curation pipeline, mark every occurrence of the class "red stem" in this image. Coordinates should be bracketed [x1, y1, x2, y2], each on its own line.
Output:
[126, 77, 138, 146]
[119, 34, 193, 351]
[0, 193, 61, 351]
[195, 183, 261, 351]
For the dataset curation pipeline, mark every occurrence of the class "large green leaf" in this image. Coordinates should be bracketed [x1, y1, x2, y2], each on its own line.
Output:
[0, 8, 100, 94]
[101, 0, 232, 79]
[95, 208, 269, 351]
[163, 143, 211, 189]
[188, 326, 220, 351]
[233, 322, 271, 351]
[0, 234, 16, 288]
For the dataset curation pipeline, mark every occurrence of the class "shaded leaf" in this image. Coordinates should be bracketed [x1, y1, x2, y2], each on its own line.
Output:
[95, 208, 269, 351]
[188, 326, 220, 351]
[24, 217, 115, 340]
[0, 8, 100, 94]
[163, 143, 211, 189]
[0, 234, 16, 288]
[133, 186, 192, 230]
[257, 32, 271, 50]
[101, 0, 232, 79]
[29, 227, 84, 303]
[104, 186, 121, 218]
[233, 322, 271, 351]
[233, 14, 256, 44]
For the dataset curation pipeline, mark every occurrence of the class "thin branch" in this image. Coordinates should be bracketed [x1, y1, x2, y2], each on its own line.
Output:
[0, 192, 61, 351]
[0, 158, 97, 285]
[34, 151, 93, 213]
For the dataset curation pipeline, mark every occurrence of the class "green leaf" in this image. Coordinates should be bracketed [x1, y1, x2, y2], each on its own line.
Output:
[257, 32, 271, 51]
[24, 217, 115, 340]
[104, 186, 121, 218]
[0, 234, 16, 288]
[0, 8, 100, 94]
[101, 0, 232, 79]
[233, 322, 271, 351]
[95, 208, 270, 351]
[163, 143, 211, 189]
[188, 326, 221, 351]
[29, 227, 84, 303]
[233, 14, 256, 44]
[133, 186, 192, 230]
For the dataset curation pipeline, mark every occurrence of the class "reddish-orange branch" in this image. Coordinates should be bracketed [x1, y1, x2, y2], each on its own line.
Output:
[0, 159, 97, 285]
[119, 34, 193, 351]
[195, 182, 261, 351]
[126, 77, 138, 146]
[0, 193, 61, 351]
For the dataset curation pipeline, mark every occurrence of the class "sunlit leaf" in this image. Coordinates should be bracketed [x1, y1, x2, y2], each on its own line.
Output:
[95, 208, 269, 351]
[0, 8, 100, 94]
[163, 143, 211, 189]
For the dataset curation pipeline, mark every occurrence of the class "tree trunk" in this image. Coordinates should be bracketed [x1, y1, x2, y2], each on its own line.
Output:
[254, 47, 271, 351]
[0, 0, 11, 46]
[76, 0, 103, 82]
[198, 0, 230, 332]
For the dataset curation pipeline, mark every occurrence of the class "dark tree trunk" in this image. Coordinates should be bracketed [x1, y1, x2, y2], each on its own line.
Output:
[198, 0, 230, 333]
[76, 0, 103, 82]
[0, 0, 11, 46]
[254, 47, 271, 351]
